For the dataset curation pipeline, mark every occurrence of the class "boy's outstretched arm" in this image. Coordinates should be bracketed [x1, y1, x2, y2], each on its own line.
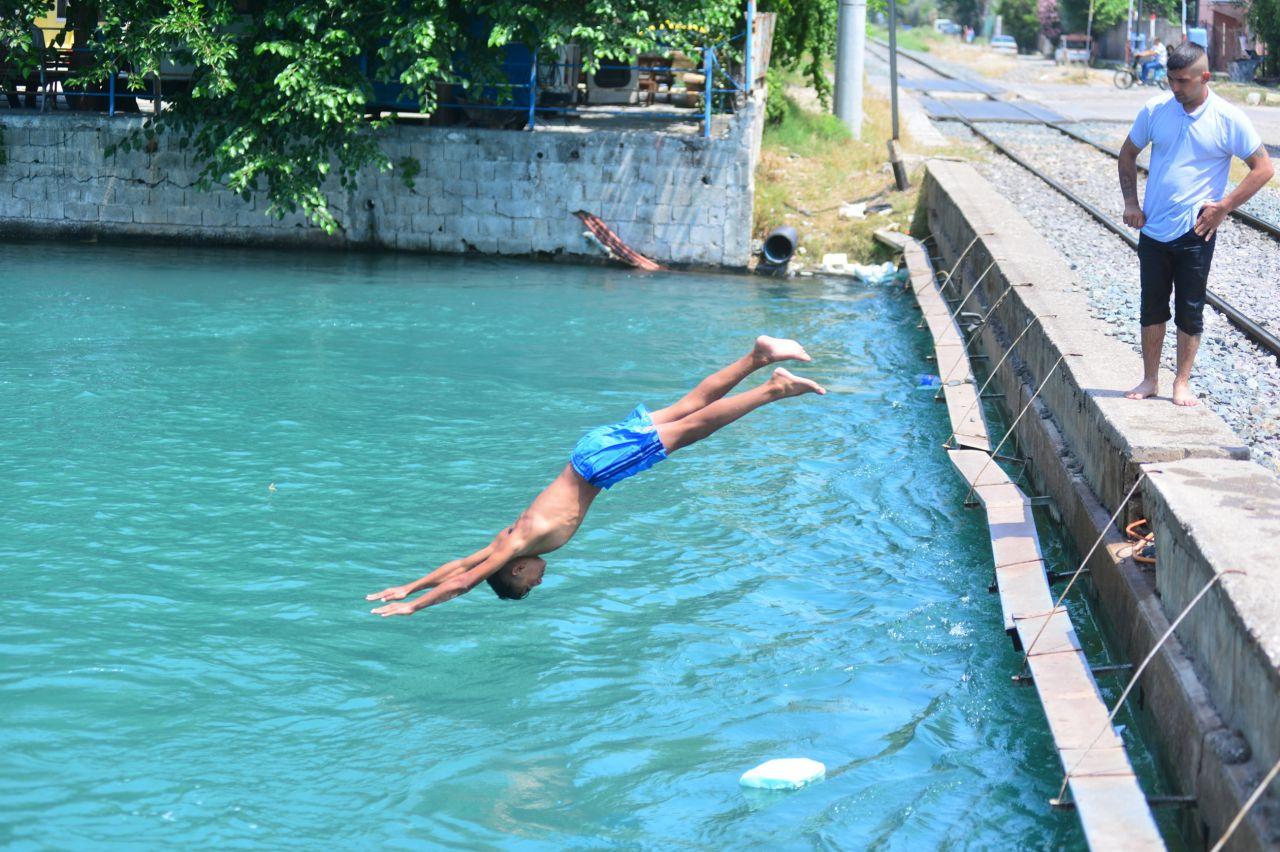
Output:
[370, 539, 520, 616]
[365, 544, 495, 603]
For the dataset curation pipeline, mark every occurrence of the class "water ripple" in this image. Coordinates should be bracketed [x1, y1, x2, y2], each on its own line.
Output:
[0, 246, 1086, 848]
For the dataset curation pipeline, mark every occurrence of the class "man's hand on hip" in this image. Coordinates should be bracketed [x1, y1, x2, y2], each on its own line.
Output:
[1194, 200, 1228, 240]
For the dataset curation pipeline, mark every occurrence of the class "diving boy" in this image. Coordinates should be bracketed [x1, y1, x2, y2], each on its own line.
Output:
[366, 336, 825, 615]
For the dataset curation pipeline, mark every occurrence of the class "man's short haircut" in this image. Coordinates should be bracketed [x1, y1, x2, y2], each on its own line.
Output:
[1167, 42, 1206, 72]
[486, 571, 530, 600]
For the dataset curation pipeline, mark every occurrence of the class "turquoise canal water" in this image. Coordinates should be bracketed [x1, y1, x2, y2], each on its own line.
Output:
[3, 244, 1117, 848]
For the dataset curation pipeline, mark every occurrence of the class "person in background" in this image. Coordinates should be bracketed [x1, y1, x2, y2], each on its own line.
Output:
[1136, 37, 1167, 84]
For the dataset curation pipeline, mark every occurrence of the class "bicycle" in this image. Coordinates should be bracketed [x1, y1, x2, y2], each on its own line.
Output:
[1113, 63, 1167, 90]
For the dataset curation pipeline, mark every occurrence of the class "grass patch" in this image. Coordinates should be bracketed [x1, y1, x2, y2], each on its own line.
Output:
[868, 24, 945, 53]
[764, 95, 852, 156]
[1211, 80, 1280, 109]
[753, 80, 971, 265]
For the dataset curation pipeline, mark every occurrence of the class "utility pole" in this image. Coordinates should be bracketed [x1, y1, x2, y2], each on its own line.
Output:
[887, 0, 909, 190]
[834, 0, 866, 138]
[1125, 0, 1135, 62]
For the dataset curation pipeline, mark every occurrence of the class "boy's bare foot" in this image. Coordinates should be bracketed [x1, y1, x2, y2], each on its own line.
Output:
[1124, 379, 1158, 400]
[1172, 378, 1199, 407]
[771, 367, 827, 397]
[754, 335, 812, 365]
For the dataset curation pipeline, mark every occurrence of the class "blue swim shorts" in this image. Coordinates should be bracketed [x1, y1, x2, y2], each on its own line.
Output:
[570, 404, 669, 489]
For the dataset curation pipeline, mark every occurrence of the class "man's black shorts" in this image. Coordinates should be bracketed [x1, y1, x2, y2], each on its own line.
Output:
[1137, 229, 1217, 335]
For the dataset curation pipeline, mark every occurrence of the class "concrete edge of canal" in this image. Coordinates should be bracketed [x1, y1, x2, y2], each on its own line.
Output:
[919, 159, 1280, 851]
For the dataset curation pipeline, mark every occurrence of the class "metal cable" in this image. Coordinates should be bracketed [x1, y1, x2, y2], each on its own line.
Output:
[1015, 470, 1150, 678]
[1056, 568, 1248, 804]
[1209, 755, 1280, 852]
[943, 316, 1050, 448]
[961, 354, 1067, 506]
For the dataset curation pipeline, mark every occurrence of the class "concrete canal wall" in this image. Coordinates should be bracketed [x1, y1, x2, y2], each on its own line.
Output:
[0, 92, 764, 268]
[919, 160, 1280, 850]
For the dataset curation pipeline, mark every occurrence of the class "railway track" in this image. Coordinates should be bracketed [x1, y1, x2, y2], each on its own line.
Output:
[866, 39, 1280, 362]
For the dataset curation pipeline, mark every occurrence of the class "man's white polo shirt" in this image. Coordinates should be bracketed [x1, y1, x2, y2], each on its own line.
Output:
[1127, 89, 1262, 242]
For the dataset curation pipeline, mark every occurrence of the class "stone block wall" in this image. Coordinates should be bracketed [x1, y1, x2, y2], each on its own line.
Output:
[0, 90, 764, 268]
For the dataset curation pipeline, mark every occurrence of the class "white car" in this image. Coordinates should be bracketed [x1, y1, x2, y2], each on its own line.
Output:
[991, 34, 1018, 55]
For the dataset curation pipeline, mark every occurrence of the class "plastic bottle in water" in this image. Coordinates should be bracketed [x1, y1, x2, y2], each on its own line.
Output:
[917, 374, 942, 389]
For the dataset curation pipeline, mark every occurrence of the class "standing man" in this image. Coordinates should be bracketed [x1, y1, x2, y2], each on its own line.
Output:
[1118, 41, 1273, 406]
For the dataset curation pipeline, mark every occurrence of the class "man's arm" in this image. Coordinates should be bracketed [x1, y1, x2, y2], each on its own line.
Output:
[365, 544, 495, 603]
[1119, 137, 1146, 230]
[1194, 146, 1275, 240]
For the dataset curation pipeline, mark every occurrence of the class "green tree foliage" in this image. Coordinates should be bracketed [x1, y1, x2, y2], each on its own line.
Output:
[941, 0, 982, 29]
[1055, 0, 1177, 35]
[759, 0, 838, 107]
[1, 0, 54, 72]
[999, 0, 1040, 49]
[1247, 0, 1280, 76]
[83, 0, 748, 232]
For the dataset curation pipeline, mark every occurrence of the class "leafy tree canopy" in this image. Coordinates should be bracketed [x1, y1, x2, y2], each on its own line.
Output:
[1247, 0, 1280, 76]
[45, 0, 762, 231]
[1055, 0, 1179, 36]
[999, 0, 1040, 49]
[1, 0, 56, 71]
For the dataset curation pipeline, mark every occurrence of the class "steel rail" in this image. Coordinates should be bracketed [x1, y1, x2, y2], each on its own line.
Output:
[867, 39, 1280, 360]
[958, 116, 1280, 358]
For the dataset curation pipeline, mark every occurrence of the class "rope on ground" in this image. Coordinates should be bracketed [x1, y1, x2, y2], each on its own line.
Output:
[1056, 568, 1248, 805]
[1124, 519, 1156, 565]
[783, 185, 892, 216]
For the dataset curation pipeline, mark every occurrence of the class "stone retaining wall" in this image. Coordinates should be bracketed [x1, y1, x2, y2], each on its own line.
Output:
[920, 159, 1280, 850]
[0, 92, 764, 268]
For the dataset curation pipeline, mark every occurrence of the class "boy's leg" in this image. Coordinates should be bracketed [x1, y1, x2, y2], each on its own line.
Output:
[656, 368, 825, 454]
[648, 335, 812, 425]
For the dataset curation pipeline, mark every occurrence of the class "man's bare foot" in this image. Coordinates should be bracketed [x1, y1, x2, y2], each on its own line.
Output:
[770, 367, 827, 397]
[1124, 379, 1158, 400]
[754, 335, 812, 365]
[1172, 378, 1199, 407]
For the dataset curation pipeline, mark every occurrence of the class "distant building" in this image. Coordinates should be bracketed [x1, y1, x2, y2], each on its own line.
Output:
[1093, 0, 1263, 72]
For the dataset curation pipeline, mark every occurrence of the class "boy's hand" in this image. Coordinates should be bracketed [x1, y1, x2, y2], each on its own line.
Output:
[366, 585, 412, 602]
[371, 601, 417, 617]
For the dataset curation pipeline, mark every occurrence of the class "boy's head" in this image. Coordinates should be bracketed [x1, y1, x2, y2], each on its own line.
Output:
[487, 556, 547, 600]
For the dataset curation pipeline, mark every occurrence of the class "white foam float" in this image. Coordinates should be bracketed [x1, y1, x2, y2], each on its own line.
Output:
[738, 758, 826, 791]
